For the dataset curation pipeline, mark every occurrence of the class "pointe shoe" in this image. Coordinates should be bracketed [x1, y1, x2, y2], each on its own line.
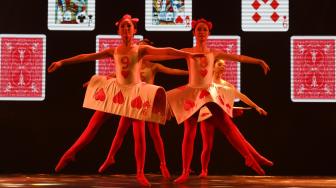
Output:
[136, 173, 151, 186]
[160, 163, 171, 179]
[98, 158, 115, 173]
[245, 156, 265, 176]
[257, 156, 274, 167]
[250, 151, 273, 167]
[198, 170, 208, 179]
[55, 152, 76, 172]
[174, 169, 190, 184]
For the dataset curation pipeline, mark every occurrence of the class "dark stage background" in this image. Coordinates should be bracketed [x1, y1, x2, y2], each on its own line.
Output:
[1, 0, 336, 176]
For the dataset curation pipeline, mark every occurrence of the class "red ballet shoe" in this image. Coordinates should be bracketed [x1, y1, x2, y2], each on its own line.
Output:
[198, 170, 208, 179]
[98, 158, 115, 173]
[255, 155, 274, 167]
[136, 173, 151, 186]
[245, 156, 265, 176]
[55, 151, 76, 172]
[174, 169, 190, 184]
[160, 163, 171, 179]
[248, 146, 274, 167]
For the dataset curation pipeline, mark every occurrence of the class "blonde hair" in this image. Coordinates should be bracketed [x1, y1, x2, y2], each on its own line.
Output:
[214, 58, 225, 64]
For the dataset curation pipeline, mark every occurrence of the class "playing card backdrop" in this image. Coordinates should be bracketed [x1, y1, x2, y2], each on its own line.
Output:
[145, 0, 192, 31]
[96, 35, 143, 76]
[291, 36, 336, 102]
[242, 0, 289, 31]
[194, 36, 241, 90]
[48, 0, 95, 30]
[193, 36, 241, 101]
[0, 34, 46, 101]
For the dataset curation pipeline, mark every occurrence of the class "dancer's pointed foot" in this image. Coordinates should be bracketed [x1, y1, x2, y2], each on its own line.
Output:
[98, 158, 115, 173]
[198, 170, 208, 179]
[257, 156, 274, 167]
[160, 163, 171, 179]
[136, 173, 151, 186]
[250, 151, 274, 167]
[174, 169, 190, 184]
[245, 156, 265, 176]
[55, 152, 76, 172]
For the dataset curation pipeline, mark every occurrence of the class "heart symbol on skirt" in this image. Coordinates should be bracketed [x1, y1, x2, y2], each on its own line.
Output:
[142, 100, 151, 110]
[184, 99, 195, 111]
[113, 91, 124, 104]
[94, 88, 106, 101]
[131, 96, 143, 109]
[199, 89, 210, 99]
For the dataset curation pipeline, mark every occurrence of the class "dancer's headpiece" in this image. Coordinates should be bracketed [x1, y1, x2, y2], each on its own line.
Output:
[115, 14, 139, 27]
[192, 18, 213, 30]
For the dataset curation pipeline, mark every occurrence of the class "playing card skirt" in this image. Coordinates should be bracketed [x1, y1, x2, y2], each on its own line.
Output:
[83, 75, 167, 124]
[167, 83, 235, 124]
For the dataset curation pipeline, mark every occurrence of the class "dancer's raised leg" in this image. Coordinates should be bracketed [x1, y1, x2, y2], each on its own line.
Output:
[55, 111, 111, 172]
[98, 116, 132, 173]
[213, 111, 265, 175]
[229, 123, 273, 167]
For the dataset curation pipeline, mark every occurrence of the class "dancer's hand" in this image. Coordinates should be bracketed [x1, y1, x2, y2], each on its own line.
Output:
[48, 61, 63, 73]
[256, 107, 267, 116]
[258, 60, 270, 75]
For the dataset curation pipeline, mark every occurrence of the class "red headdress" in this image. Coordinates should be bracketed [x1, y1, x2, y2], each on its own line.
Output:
[115, 14, 139, 27]
[191, 18, 213, 31]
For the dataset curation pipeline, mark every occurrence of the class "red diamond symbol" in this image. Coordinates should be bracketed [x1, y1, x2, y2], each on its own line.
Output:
[251, 0, 261, 10]
[271, 12, 279, 22]
[262, 0, 268, 3]
[270, 0, 279, 9]
[252, 12, 261, 23]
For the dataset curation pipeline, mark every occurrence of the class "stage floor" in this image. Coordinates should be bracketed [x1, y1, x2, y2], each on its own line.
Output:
[0, 174, 336, 187]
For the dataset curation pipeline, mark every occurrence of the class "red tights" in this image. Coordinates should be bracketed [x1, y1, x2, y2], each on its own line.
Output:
[55, 111, 168, 186]
[175, 106, 273, 183]
[200, 109, 273, 177]
[174, 115, 198, 184]
[98, 118, 170, 181]
[55, 111, 111, 172]
[97, 118, 150, 186]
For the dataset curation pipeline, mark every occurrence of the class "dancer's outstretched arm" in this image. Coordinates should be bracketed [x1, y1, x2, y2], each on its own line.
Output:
[139, 45, 204, 59]
[214, 50, 270, 75]
[142, 55, 185, 61]
[48, 48, 115, 73]
[235, 91, 267, 116]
